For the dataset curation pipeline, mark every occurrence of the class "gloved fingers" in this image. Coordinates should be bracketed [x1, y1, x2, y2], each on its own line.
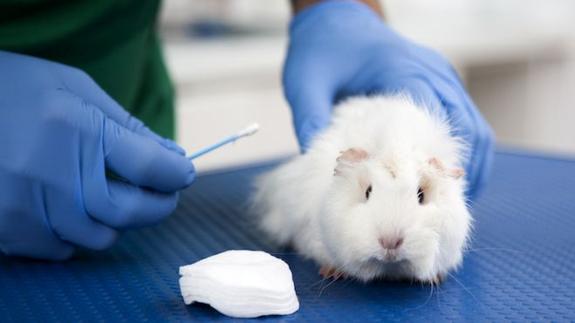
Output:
[51, 218, 118, 252]
[43, 189, 119, 251]
[103, 118, 195, 192]
[410, 44, 459, 85]
[0, 174, 76, 261]
[57, 67, 184, 155]
[450, 84, 495, 199]
[0, 210, 75, 261]
[429, 73, 495, 198]
[86, 179, 178, 229]
[0, 239, 74, 261]
[465, 124, 494, 200]
[429, 76, 475, 153]
[283, 59, 334, 151]
[285, 87, 333, 152]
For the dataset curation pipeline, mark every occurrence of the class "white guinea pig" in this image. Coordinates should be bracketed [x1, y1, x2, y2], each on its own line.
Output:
[252, 96, 471, 283]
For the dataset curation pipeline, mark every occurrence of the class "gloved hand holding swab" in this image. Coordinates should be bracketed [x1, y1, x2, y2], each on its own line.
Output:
[187, 123, 260, 160]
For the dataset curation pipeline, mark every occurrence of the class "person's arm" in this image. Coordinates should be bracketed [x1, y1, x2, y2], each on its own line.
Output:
[291, 0, 383, 16]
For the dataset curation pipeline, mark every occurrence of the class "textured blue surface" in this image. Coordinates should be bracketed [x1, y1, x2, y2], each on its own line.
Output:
[1, 151, 575, 322]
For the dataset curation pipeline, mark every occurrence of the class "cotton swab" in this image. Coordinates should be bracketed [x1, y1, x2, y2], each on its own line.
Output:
[187, 123, 260, 160]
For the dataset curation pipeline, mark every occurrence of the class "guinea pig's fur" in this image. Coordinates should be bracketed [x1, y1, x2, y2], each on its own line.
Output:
[252, 96, 471, 283]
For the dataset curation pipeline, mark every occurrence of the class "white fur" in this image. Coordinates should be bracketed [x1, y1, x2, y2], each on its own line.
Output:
[252, 96, 471, 282]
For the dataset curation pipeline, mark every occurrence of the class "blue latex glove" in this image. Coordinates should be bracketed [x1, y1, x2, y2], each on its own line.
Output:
[283, 0, 494, 199]
[0, 51, 195, 260]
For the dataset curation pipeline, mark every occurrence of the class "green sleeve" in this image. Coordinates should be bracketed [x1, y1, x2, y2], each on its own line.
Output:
[0, 0, 175, 138]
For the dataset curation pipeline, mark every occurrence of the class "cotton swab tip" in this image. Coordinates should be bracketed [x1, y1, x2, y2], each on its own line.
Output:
[187, 122, 260, 160]
[237, 123, 260, 137]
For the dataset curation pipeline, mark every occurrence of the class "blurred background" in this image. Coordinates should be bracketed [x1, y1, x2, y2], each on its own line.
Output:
[159, 0, 575, 173]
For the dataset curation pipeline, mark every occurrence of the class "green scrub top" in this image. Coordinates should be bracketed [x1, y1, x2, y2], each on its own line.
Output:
[0, 0, 175, 139]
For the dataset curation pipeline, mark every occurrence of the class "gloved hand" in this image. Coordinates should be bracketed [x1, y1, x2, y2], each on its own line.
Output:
[283, 0, 494, 199]
[0, 51, 195, 260]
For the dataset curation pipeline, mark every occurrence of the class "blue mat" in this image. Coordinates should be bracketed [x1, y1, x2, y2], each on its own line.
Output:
[1, 151, 574, 322]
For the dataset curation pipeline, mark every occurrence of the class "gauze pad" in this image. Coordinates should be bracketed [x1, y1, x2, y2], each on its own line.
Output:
[179, 250, 299, 318]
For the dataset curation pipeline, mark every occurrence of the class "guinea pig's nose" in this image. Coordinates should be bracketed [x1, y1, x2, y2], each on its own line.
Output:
[378, 236, 404, 250]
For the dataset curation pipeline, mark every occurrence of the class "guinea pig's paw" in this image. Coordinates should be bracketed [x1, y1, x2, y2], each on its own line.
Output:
[319, 266, 347, 280]
[432, 273, 445, 285]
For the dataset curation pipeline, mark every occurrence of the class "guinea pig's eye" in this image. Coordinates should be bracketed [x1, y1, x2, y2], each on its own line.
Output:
[417, 187, 425, 204]
[365, 185, 372, 200]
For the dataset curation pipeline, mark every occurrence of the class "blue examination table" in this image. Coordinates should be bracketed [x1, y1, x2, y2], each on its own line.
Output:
[1, 151, 574, 321]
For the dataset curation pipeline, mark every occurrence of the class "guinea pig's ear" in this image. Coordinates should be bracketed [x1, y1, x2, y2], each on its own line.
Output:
[334, 148, 369, 176]
[428, 157, 464, 179]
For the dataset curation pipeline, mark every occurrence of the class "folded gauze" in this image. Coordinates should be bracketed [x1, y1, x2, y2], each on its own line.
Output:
[179, 250, 299, 318]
